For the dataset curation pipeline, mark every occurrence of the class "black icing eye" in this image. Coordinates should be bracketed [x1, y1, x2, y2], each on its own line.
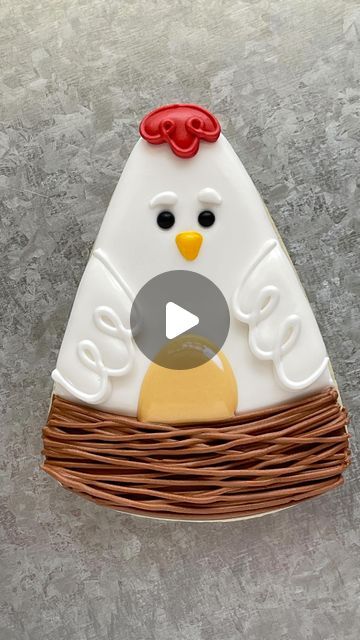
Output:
[157, 210, 175, 229]
[198, 210, 215, 228]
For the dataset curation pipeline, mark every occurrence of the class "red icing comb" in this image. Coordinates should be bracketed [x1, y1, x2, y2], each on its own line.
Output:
[139, 104, 221, 159]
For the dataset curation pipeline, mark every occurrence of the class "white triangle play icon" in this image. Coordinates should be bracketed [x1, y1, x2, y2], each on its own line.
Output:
[166, 302, 199, 340]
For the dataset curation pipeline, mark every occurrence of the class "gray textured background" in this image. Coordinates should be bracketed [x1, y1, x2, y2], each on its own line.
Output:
[1, 1, 360, 639]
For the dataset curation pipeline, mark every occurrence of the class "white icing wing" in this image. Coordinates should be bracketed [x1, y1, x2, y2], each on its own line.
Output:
[232, 239, 329, 391]
[52, 250, 136, 404]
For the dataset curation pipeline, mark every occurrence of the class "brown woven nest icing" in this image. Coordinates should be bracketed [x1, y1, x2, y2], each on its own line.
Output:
[42, 388, 350, 521]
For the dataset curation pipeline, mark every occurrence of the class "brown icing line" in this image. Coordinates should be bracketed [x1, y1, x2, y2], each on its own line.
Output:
[42, 388, 350, 520]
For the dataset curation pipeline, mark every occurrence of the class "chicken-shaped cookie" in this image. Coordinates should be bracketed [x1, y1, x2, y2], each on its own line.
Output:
[43, 105, 349, 520]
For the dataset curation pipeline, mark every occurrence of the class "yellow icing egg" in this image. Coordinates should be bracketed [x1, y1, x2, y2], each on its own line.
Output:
[138, 335, 238, 423]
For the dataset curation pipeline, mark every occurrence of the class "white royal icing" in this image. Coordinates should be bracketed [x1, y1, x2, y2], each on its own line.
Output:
[52, 133, 333, 414]
[52, 252, 135, 404]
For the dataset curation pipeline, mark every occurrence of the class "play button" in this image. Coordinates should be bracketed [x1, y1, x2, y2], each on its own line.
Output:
[166, 302, 199, 340]
[130, 270, 230, 370]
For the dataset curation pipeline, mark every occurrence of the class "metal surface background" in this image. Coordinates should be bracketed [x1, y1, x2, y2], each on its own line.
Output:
[0, 1, 359, 638]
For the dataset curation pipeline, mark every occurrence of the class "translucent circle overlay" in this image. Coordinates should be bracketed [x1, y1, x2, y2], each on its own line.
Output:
[130, 270, 230, 370]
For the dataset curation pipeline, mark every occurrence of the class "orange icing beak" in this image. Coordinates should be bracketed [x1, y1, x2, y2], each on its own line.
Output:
[176, 231, 203, 261]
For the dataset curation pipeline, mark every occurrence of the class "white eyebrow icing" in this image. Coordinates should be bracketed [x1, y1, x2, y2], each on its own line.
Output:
[198, 188, 222, 205]
[150, 191, 178, 208]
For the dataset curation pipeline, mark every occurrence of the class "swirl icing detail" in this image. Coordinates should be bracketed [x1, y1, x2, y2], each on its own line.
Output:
[52, 251, 135, 404]
[232, 239, 329, 391]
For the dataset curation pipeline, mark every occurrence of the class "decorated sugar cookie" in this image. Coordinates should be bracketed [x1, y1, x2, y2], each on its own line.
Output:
[43, 104, 349, 520]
